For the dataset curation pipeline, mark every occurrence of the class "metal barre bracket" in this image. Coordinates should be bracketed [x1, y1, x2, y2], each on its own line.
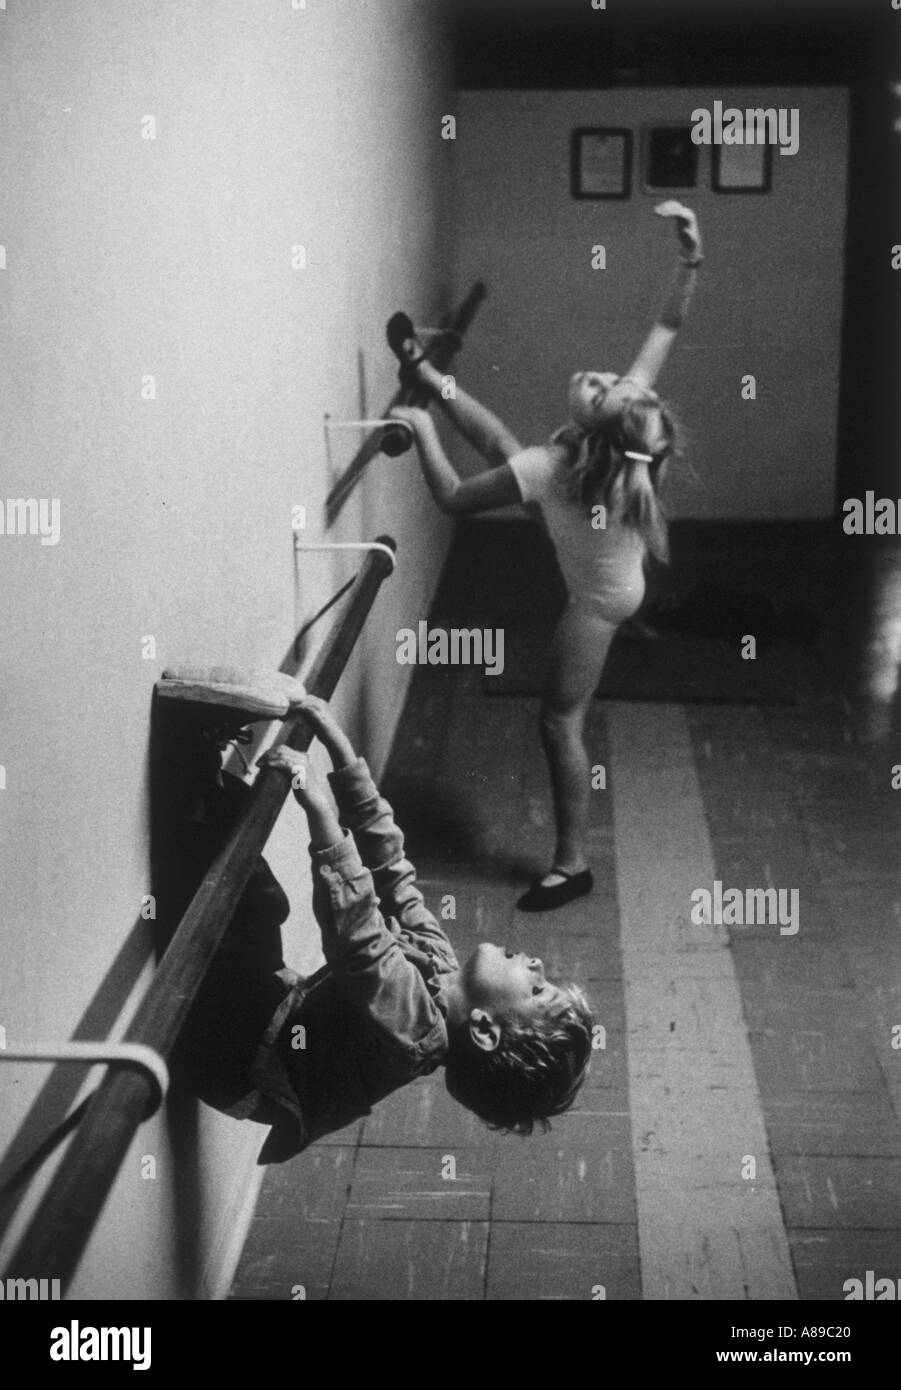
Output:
[323, 413, 414, 474]
[293, 540, 397, 573]
[0, 1043, 169, 1117]
[323, 416, 414, 434]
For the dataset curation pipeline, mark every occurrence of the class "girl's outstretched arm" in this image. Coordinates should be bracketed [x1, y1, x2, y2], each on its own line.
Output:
[389, 406, 522, 516]
[409, 358, 522, 466]
[623, 201, 703, 391]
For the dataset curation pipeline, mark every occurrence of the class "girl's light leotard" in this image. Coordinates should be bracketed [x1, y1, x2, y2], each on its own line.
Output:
[508, 443, 646, 624]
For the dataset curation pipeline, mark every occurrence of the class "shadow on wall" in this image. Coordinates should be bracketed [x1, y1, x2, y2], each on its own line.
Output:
[0, 913, 151, 1247]
[0, 698, 214, 1294]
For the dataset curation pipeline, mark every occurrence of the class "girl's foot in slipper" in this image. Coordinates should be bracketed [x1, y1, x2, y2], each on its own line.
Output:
[516, 867, 593, 913]
[386, 312, 430, 386]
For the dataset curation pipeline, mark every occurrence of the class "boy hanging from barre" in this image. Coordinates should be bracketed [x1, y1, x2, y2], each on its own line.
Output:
[156, 671, 594, 1162]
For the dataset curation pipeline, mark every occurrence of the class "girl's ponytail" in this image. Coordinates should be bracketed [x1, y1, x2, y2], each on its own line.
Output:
[617, 452, 669, 563]
[562, 396, 677, 563]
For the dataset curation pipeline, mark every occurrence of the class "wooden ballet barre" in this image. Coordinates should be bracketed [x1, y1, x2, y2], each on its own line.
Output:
[325, 279, 487, 526]
[5, 535, 397, 1295]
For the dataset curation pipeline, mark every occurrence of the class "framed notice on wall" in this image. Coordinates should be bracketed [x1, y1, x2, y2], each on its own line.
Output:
[712, 135, 773, 193]
[571, 127, 633, 199]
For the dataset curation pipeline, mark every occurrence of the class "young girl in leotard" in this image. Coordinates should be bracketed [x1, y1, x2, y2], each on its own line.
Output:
[388, 201, 703, 912]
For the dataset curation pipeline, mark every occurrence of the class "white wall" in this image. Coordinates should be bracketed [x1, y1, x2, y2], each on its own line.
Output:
[0, 0, 455, 1299]
[453, 88, 848, 519]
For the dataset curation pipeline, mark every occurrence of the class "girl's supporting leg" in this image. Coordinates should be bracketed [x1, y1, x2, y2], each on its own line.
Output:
[538, 602, 619, 881]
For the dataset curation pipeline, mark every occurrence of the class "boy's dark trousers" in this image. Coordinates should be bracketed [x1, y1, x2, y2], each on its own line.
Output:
[150, 716, 295, 1114]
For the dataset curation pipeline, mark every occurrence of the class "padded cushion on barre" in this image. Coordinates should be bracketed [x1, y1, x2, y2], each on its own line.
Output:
[157, 666, 307, 720]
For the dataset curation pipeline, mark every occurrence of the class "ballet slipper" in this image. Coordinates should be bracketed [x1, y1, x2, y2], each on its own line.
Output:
[516, 868, 593, 913]
[386, 312, 429, 373]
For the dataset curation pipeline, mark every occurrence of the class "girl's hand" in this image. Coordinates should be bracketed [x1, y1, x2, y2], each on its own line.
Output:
[258, 746, 322, 804]
[293, 694, 356, 769]
[389, 405, 431, 437]
[654, 200, 702, 260]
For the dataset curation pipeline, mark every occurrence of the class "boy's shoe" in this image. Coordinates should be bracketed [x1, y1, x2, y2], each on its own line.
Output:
[516, 868, 593, 913]
[156, 666, 308, 722]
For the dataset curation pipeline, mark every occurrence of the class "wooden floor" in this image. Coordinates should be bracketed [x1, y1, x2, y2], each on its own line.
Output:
[230, 528, 901, 1302]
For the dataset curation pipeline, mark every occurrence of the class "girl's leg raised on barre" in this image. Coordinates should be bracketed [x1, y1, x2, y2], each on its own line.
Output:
[538, 604, 618, 880]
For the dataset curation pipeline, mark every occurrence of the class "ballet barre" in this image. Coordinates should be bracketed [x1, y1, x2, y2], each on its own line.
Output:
[292, 540, 398, 659]
[323, 416, 414, 480]
[325, 279, 487, 526]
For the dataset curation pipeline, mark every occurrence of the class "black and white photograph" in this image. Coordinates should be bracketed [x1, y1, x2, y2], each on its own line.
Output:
[1, 0, 900, 1347]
